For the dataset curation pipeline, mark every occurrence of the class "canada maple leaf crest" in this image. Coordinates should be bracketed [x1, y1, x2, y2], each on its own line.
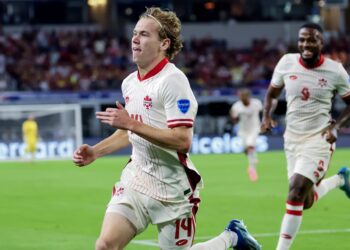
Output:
[143, 95, 152, 110]
[318, 78, 327, 87]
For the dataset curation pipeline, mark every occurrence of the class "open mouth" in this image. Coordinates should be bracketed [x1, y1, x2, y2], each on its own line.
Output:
[302, 50, 313, 58]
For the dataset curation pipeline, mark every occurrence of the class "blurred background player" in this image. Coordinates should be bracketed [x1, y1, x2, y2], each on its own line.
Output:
[261, 23, 350, 250]
[230, 88, 262, 181]
[73, 7, 261, 250]
[22, 114, 38, 161]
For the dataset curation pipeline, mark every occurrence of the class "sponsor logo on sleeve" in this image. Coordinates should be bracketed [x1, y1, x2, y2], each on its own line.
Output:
[177, 99, 190, 114]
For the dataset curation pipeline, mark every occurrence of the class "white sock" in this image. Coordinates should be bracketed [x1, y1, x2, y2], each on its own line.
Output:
[247, 150, 257, 168]
[276, 201, 303, 250]
[314, 174, 344, 201]
[190, 231, 236, 250]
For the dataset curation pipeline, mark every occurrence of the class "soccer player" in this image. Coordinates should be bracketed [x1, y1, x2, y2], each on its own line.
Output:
[22, 114, 38, 161]
[261, 23, 350, 250]
[73, 7, 261, 250]
[230, 88, 262, 182]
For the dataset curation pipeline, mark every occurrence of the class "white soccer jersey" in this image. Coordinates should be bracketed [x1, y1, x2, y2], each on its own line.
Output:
[271, 53, 350, 140]
[120, 58, 202, 202]
[231, 98, 262, 135]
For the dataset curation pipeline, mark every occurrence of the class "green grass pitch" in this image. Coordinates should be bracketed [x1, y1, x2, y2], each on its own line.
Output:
[0, 149, 349, 249]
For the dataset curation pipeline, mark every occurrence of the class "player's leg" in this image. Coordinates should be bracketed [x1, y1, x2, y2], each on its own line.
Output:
[277, 136, 331, 249]
[242, 133, 258, 182]
[28, 139, 37, 161]
[96, 183, 149, 250]
[276, 173, 313, 250]
[304, 142, 344, 207]
[190, 219, 261, 250]
[95, 212, 136, 250]
[157, 214, 196, 250]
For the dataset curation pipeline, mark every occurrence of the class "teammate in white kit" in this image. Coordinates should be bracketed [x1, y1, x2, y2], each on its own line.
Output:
[73, 7, 261, 250]
[261, 23, 350, 250]
[230, 89, 262, 181]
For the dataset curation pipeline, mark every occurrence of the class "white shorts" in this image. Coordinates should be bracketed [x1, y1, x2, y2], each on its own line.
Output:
[238, 131, 258, 148]
[106, 182, 200, 249]
[284, 134, 335, 183]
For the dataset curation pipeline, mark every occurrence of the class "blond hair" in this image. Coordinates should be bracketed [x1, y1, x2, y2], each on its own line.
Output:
[140, 7, 183, 60]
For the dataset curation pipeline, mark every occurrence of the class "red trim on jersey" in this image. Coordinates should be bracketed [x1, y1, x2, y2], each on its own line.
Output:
[286, 200, 304, 206]
[137, 57, 169, 81]
[286, 209, 303, 216]
[298, 54, 324, 69]
[189, 195, 201, 216]
[168, 123, 193, 128]
[177, 152, 201, 192]
[314, 191, 319, 202]
[189, 195, 200, 246]
[168, 118, 194, 122]
[168, 119, 194, 128]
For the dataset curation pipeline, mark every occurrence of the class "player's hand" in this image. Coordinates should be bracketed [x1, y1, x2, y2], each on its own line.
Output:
[96, 101, 132, 130]
[321, 125, 337, 144]
[72, 144, 96, 167]
[261, 116, 277, 133]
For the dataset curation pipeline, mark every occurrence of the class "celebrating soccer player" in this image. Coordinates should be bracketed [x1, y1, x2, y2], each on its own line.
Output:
[73, 7, 261, 250]
[261, 23, 350, 250]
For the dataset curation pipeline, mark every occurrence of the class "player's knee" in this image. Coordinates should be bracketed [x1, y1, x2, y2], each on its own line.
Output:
[288, 186, 306, 202]
[95, 237, 120, 250]
[303, 193, 315, 210]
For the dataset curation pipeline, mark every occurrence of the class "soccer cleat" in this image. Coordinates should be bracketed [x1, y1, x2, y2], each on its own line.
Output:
[247, 167, 258, 182]
[226, 219, 262, 250]
[338, 166, 350, 198]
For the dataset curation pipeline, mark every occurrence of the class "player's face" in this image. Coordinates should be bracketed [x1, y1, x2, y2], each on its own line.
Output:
[131, 17, 166, 69]
[298, 27, 323, 65]
[239, 93, 250, 106]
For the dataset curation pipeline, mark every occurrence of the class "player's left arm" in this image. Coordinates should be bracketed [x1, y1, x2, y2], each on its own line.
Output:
[322, 67, 350, 143]
[323, 95, 350, 143]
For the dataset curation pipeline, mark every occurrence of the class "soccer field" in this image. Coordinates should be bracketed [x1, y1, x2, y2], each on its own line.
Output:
[0, 149, 349, 250]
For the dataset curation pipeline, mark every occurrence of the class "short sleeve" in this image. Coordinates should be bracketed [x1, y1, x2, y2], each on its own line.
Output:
[335, 63, 350, 98]
[256, 99, 263, 111]
[230, 103, 239, 118]
[271, 55, 287, 88]
[161, 73, 198, 128]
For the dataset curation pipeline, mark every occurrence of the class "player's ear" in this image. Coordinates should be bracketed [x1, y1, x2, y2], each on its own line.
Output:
[160, 38, 170, 51]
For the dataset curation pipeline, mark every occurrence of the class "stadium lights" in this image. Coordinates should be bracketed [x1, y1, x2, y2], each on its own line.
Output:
[87, 0, 107, 7]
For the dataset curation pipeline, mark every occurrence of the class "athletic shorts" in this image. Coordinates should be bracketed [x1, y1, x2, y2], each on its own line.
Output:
[284, 133, 335, 184]
[106, 182, 200, 249]
[238, 131, 259, 148]
[25, 139, 37, 153]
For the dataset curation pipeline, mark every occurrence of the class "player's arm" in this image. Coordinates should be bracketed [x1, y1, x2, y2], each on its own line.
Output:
[322, 95, 350, 143]
[129, 123, 192, 154]
[229, 108, 239, 124]
[261, 85, 282, 133]
[73, 129, 130, 167]
[96, 102, 192, 154]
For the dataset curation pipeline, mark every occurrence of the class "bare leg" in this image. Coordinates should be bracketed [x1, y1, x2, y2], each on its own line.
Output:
[96, 212, 137, 250]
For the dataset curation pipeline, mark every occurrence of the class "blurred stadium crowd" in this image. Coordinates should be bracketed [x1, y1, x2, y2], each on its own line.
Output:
[1, 28, 350, 92]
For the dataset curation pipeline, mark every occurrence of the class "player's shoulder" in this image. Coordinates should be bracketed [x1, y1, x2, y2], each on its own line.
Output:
[159, 63, 190, 88]
[322, 56, 345, 70]
[123, 71, 138, 84]
[121, 71, 138, 91]
[162, 63, 188, 80]
[280, 53, 299, 63]
[252, 98, 263, 105]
